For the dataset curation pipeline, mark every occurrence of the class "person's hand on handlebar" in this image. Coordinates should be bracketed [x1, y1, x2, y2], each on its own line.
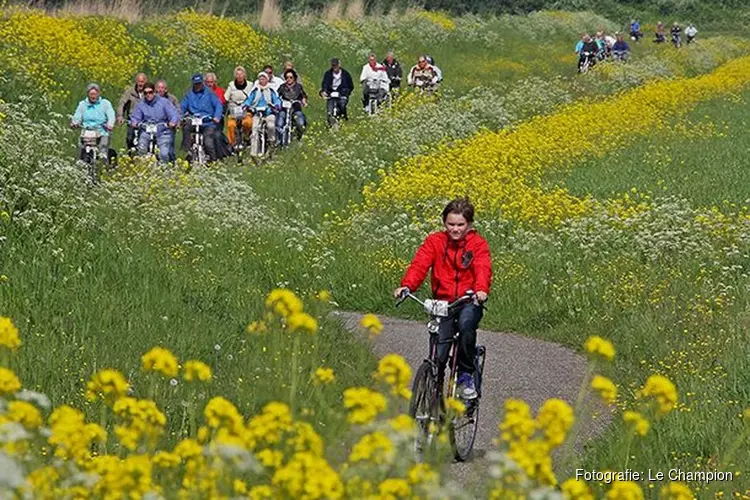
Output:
[475, 291, 488, 304]
[393, 286, 409, 299]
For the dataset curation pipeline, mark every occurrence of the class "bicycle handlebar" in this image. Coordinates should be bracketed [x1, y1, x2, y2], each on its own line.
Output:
[395, 290, 476, 312]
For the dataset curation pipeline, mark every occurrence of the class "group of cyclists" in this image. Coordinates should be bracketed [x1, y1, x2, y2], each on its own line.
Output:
[70, 52, 443, 167]
[575, 20, 698, 72]
[630, 19, 698, 47]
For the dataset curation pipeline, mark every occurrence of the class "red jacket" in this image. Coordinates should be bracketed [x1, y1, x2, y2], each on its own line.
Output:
[400, 230, 492, 301]
[210, 85, 227, 107]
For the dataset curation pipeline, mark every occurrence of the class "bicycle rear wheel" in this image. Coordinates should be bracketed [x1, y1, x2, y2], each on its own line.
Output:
[409, 361, 439, 459]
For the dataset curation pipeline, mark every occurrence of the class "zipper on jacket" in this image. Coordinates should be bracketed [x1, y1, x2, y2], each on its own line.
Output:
[453, 242, 460, 301]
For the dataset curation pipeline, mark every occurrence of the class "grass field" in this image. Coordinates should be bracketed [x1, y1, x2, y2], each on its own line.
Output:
[2, 5, 750, 498]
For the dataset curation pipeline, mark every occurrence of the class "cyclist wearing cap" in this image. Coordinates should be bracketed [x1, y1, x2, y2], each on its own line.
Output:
[320, 58, 354, 126]
[180, 73, 223, 161]
[393, 197, 492, 400]
[253, 64, 284, 93]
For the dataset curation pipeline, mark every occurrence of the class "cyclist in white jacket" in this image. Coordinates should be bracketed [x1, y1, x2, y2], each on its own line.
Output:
[360, 53, 390, 112]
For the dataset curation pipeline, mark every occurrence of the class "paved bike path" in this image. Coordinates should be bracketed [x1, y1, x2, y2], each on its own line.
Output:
[332, 311, 612, 489]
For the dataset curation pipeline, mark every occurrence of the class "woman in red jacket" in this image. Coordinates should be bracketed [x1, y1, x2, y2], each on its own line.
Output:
[393, 198, 492, 399]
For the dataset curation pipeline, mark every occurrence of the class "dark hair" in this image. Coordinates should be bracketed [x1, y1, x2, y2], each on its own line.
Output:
[144, 82, 156, 92]
[442, 197, 474, 223]
[264, 64, 273, 72]
[284, 69, 298, 80]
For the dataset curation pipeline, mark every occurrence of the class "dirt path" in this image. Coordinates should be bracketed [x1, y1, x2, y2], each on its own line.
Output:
[333, 311, 611, 489]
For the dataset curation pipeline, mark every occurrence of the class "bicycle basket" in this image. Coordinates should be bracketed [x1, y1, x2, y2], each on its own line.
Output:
[81, 129, 101, 145]
[424, 299, 449, 317]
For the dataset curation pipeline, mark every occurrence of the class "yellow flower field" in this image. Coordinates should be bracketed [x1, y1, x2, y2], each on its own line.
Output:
[0, 8, 147, 96]
[363, 56, 750, 226]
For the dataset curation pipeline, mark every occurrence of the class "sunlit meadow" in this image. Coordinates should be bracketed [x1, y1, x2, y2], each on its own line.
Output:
[1, 5, 750, 498]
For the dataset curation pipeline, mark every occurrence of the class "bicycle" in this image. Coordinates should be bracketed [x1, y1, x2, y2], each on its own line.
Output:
[139, 122, 160, 159]
[186, 115, 209, 167]
[78, 127, 104, 184]
[228, 105, 250, 163]
[248, 106, 271, 159]
[279, 99, 303, 147]
[578, 51, 595, 74]
[326, 92, 344, 131]
[397, 290, 486, 462]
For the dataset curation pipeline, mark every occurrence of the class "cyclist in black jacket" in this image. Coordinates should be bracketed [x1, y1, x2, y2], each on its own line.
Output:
[320, 58, 354, 124]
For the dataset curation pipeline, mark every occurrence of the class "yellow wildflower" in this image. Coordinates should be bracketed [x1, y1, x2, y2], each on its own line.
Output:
[265, 288, 303, 318]
[623, 411, 650, 437]
[500, 399, 536, 443]
[152, 451, 181, 468]
[389, 414, 416, 433]
[246, 320, 267, 334]
[660, 482, 694, 499]
[313, 367, 335, 385]
[591, 375, 618, 404]
[112, 397, 167, 450]
[316, 289, 332, 302]
[378, 478, 411, 498]
[0, 316, 21, 351]
[272, 452, 344, 499]
[343, 387, 387, 425]
[86, 369, 130, 404]
[141, 346, 179, 377]
[374, 354, 412, 398]
[174, 438, 203, 460]
[234, 479, 248, 494]
[48, 405, 106, 462]
[408, 463, 438, 485]
[349, 431, 395, 464]
[638, 375, 678, 415]
[561, 478, 594, 500]
[606, 481, 644, 500]
[0, 367, 22, 395]
[204, 396, 244, 433]
[249, 485, 275, 499]
[6, 400, 42, 429]
[583, 336, 616, 361]
[286, 311, 318, 334]
[183, 360, 212, 382]
[359, 313, 384, 336]
[445, 397, 466, 416]
[536, 398, 574, 447]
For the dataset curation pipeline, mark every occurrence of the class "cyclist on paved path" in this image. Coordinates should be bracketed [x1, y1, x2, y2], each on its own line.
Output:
[393, 198, 492, 400]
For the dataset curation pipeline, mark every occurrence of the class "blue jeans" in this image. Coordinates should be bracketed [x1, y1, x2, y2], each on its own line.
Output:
[326, 96, 348, 125]
[276, 109, 306, 145]
[138, 128, 174, 163]
[433, 302, 483, 376]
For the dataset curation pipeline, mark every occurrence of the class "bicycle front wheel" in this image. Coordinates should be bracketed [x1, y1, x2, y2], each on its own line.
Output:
[450, 396, 479, 461]
[409, 361, 439, 459]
